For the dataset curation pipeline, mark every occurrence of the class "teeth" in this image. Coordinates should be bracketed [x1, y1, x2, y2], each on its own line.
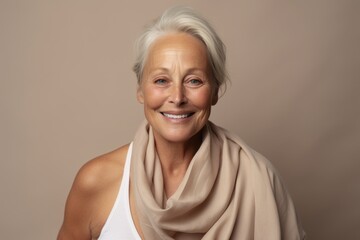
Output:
[163, 113, 191, 119]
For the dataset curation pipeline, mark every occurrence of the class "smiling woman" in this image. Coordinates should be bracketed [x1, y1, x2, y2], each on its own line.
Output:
[57, 6, 306, 240]
[137, 32, 216, 146]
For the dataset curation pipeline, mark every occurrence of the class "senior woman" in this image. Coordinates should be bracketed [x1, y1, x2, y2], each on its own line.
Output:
[58, 6, 305, 240]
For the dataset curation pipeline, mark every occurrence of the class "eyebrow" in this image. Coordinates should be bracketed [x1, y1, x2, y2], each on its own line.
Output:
[148, 67, 207, 75]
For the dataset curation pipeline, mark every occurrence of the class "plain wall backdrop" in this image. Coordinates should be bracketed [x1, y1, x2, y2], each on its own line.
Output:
[1, 0, 359, 239]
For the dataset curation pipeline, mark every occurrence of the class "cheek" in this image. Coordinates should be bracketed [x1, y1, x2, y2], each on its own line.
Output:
[189, 88, 213, 109]
[143, 87, 165, 109]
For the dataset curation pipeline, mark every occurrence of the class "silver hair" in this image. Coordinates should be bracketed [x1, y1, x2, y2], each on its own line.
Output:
[133, 6, 229, 92]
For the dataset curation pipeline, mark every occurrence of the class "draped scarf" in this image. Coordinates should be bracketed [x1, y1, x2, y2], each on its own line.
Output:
[130, 120, 305, 240]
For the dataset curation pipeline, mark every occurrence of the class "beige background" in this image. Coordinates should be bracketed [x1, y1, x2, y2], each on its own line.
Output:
[1, 0, 359, 239]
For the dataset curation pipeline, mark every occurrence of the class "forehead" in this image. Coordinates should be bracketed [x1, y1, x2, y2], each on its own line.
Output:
[144, 32, 209, 71]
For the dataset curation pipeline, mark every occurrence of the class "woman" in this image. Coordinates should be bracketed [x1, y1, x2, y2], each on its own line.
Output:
[58, 6, 305, 240]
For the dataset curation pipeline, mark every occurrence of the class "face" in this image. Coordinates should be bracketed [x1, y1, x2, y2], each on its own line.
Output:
[137, 32, 218, 144]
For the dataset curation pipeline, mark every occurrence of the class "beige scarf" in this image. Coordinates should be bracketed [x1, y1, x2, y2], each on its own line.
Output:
[130, 121, 305, 240]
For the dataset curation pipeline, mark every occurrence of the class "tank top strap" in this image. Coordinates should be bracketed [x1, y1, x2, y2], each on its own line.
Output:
[98, 142, 141, 240]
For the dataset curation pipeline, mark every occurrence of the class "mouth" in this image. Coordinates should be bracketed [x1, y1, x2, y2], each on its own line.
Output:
[161, 112, 194, 119]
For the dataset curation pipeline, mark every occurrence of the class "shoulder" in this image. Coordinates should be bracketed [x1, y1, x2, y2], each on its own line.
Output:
[215, 124, 305, 238]
[57, 143, 131, 240]
[74, 143, 130, 193]
[243, 147, 300, 220]
[240, 146, 283, 190]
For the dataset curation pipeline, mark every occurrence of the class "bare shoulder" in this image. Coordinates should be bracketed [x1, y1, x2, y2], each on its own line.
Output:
[57, 144, 130, 240]
[75, 143, 130, 192]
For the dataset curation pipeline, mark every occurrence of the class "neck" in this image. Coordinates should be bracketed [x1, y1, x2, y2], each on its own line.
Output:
[153, 131, 203, 197]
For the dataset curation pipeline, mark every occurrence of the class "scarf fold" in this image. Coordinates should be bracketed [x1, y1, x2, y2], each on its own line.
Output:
[130, 120, 305, 240]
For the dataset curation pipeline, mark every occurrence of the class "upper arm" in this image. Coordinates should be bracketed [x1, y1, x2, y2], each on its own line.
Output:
[57, 161, 102, 240]
[253, 151, 306, 239]
[57, 145, 129, 240]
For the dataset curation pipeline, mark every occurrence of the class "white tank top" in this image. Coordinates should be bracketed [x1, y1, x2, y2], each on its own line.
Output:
[98, 143, 142, 240]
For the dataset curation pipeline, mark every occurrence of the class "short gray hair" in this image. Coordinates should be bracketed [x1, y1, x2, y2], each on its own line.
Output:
[133, 6, 228, 91]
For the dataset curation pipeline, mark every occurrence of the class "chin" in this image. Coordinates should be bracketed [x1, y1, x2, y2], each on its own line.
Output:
[154, 127, 202, 144]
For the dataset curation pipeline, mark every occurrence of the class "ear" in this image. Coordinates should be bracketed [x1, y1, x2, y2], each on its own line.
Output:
[211, 87, 219, 105]
[137, 85, 144, 104]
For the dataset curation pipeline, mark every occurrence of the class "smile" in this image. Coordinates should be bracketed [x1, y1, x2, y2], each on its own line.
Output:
[161, 112, 194, 119]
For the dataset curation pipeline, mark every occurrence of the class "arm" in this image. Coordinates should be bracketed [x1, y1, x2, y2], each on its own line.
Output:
[252, 150, 306, 239]
[57, 161, 100, 240]
[57, 145, 128, 240]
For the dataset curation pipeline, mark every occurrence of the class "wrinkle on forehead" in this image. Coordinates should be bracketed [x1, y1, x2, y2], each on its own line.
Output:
[143, 32, 210, 79]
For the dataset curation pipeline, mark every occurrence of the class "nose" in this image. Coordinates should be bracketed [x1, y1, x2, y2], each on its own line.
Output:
[169, 83, 187, 106]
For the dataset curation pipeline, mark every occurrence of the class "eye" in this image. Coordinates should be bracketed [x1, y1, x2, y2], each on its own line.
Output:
[154, 78, 168, 85]
[187, 78, 203, 87]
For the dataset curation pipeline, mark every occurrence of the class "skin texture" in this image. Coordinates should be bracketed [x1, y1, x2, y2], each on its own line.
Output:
[57, 32, 217, 239]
